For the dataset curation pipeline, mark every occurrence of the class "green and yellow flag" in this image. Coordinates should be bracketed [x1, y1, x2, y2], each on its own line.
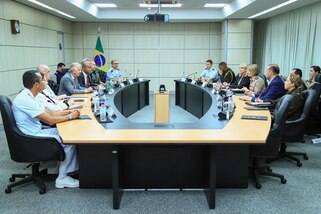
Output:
[94, 36, 108, 72]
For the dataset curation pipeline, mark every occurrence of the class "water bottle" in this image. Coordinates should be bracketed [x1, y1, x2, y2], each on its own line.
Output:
[99, 104, 107, 122]
[227, 96, 235, 118]
[99, 95, 105, 107]
[93, 94, 99, 114]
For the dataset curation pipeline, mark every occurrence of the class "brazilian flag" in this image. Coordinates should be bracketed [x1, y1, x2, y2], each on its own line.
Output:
[94, 36, 108, 72]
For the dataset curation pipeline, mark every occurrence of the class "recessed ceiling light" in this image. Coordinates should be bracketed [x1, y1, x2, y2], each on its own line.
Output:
[28, 0, 75, 19]
[248, 0, 297, 19]
[204, 3, 227, 8]
[162, 4, 182, 8]
[139, 4, 158, 8]
[94, 3, 117, 8]
[139, 3, 182, 8]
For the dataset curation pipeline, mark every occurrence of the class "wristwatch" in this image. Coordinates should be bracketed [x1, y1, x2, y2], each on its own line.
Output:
[67, 114, 72, 120]
[63, 100, 70, 107]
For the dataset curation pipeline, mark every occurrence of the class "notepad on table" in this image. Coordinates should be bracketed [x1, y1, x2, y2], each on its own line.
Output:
[241, 115, 268, 121]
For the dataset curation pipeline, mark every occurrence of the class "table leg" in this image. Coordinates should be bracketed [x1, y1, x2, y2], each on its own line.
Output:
[112, 145, 123, 209]
[204, 145, 216, 209]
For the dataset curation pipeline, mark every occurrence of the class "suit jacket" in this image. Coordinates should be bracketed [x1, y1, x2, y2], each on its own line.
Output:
[58, 72, 86, 96]
[229, 74, 250, 89]
[286, 88, 304, 121]
[252, 75, 286, 101]
[77, 71, 95, 88]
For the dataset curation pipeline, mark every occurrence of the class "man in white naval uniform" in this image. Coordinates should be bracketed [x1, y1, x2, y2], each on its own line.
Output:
[12, 70, 80, 188]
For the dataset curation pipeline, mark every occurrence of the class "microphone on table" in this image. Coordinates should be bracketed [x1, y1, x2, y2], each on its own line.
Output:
[183, 72, 197, 82]
[134, 69, 140, 82]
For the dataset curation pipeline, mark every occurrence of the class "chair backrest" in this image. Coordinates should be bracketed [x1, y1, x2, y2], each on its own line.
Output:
[314, 73, 321, 83]
[0, 95, 65, 163]
[281, 89, 317, 142]
[253, 94, 293, 158]
[310, 82, 321, 100]
[302, 89, 317, 120]
[259, 73, 268, 87]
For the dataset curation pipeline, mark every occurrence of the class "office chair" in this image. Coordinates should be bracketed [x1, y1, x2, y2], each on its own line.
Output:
[305, 82, 321, 137]
[259, 73, 268, 87]
[0, 96, 65, 194]
[47, 79, 59, 95]
[267, 90, 317, 167]
[310, 74, 321, 133]
[249, 94, 293, 189]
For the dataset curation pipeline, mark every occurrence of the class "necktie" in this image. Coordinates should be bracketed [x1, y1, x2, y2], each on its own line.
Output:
[73, 78, 77, 88]
[41, 91, 56, 104]
[86, 75, 89, 87]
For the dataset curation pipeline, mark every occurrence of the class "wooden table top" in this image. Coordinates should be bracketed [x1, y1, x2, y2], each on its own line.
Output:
[57, 93, 271, 144]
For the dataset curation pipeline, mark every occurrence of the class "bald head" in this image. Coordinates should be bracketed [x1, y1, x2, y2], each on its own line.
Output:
[37, 64, 50, 81]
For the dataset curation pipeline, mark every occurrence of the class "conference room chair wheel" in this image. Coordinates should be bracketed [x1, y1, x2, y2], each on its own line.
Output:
[5, 188, 12, 194]
[297, 162, 302, 167]
[303, 155, 309, 160]
[281, 178, 287, 184]
[39, 187, 46, 195]
[9, 177, 15, 182]
[267, 167, 272, 172]
[256, 184, 262, 189]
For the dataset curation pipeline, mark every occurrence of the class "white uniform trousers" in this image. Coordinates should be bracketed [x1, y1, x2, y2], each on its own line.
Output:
[36, 128, 78, 175]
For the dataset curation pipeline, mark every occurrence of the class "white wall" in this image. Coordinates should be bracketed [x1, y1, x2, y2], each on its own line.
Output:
[72, 22, 224, 91]
[226, 20, 253, 73]
[0, 0, 74, 123]
[0, 0, 74, 99]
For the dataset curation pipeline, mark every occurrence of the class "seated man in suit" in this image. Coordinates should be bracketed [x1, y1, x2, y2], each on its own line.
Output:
[243, 64, 286, 102]
[55, 62, 66, 85]
[36, 64, 73, 112]
[306, 65, 320, 89]
[13, 70, 80, 188]
[78, 58, 96, 88]
[58, 63, 93, 96]
[291, 68, 307, 91]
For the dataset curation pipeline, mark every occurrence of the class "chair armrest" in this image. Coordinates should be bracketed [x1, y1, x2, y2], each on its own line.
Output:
[285, 118, 304, 125]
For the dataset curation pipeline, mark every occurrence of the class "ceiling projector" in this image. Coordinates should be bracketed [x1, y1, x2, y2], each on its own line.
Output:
[144, 14, 169, 23]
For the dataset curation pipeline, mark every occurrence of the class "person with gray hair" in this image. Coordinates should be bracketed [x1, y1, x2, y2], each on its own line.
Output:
[58, 63, 93, 96]
[36, 64, 73, 112]
[78, 58, 96, 88]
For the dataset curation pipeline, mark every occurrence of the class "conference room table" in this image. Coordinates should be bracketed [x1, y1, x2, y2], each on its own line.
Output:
[57, 80, 271, 210]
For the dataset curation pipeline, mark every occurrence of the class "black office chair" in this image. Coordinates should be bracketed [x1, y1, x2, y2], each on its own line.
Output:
[249, 94, 293, 189]
[275, 90, 317, 166]
[0, 96, 65, 194]
[305, 83, 321, 137]
[48, 79, 59, 95]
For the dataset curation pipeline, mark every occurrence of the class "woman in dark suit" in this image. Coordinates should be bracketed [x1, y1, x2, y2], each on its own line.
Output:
[284, 73, 304, 121]
[229, 63, 250, 89]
